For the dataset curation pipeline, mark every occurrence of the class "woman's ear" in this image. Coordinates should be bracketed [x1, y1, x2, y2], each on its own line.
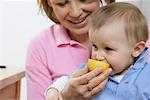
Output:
[132, 41, 146, 57]
[47, 0, 51, 7]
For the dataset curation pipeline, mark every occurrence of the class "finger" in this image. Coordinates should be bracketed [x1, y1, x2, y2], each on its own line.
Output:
[76, 67, 103, 85]
[90, 78, 108, 96]
[84, 79, 108, 98]
[58, 93, 64, 100]
[87, 68, 112, 90]
[73, 67, 89, 78]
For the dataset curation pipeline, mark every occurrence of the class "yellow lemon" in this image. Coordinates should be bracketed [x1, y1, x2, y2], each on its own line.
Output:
[87, 59, 110, 72]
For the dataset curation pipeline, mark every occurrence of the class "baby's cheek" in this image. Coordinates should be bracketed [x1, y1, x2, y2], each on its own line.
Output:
[110, 65, 122, 75]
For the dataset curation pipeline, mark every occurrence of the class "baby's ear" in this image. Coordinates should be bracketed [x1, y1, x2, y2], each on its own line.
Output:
[132, 41, 146, 57]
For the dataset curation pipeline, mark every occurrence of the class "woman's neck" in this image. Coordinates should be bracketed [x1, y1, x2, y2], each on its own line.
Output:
[69, 33, 91, 50]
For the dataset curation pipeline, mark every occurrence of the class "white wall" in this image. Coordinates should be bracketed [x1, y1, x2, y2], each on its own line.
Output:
[0, 1, 54, 100]
[116, 0, 150, 24]
[140, 0, 150, 24]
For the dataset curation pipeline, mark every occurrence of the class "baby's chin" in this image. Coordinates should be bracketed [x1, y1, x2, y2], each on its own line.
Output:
[109, 67, 116, 76]
[109, 69, 120, 76]
[110, 70, 126, 76]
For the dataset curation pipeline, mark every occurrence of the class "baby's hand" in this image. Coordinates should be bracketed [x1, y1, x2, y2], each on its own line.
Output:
[45, 88, 60, 100]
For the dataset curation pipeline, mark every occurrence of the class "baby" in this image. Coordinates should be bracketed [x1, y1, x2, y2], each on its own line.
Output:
[46, 2, 150, 100]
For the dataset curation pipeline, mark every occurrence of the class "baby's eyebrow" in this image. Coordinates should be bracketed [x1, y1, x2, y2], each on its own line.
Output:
[103, 42, 112, 45]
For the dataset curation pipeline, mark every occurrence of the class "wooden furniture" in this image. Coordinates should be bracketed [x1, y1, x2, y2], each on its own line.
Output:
[0, 67, 25, 100]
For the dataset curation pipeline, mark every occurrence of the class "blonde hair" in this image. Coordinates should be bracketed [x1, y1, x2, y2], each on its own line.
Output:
[37, 0, 115, 23]
[91, 2, 148, 45]
[38, 0, 59, 23]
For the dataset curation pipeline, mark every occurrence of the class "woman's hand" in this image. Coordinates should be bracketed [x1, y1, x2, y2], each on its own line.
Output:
[60, 67, 112, 100]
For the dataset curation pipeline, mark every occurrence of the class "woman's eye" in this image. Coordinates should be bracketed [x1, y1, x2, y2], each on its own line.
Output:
[57, 1, 68, 7]
[105, 47, 113, 51]
[80, 0, 86, 2]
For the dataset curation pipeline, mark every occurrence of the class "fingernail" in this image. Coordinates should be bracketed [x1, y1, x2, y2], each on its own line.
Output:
[108, 68, 112, 72]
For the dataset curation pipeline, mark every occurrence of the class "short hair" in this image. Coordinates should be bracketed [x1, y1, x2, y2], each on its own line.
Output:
[38, 0, 115, 23]
[91, 2, 148, 45]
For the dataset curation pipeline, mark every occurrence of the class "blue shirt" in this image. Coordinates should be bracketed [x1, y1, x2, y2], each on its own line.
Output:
[93, 48, 150, 100]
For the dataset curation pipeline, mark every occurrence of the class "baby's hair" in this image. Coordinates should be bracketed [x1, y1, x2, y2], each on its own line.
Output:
[38, 0, 115, 23]
[91, 2, 148, 45]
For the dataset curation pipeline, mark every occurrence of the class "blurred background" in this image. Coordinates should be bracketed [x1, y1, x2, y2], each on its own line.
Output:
[0, 0, 149, 100]
[0, 0, 54, 99]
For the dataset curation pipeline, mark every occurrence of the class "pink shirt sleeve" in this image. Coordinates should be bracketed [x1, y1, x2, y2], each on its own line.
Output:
[26, 36, 53, 100]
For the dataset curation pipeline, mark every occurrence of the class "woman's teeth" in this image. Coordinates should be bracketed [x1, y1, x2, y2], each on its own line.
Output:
[71, 17, 86, 24]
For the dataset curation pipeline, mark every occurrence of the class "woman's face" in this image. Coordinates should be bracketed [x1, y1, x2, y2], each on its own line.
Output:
[48, 0, 101, 35]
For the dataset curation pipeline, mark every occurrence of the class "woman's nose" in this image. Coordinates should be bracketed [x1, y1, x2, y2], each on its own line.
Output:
[69, 3, 82, 18]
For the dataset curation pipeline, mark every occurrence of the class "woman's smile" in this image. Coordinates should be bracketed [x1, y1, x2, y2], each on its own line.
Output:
[68, 14, 89, 28]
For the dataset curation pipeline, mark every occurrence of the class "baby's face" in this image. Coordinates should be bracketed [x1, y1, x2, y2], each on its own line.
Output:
[89, 22, 135, 75]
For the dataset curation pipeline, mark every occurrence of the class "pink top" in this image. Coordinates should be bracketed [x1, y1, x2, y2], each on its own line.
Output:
[26, 24, 90, 100]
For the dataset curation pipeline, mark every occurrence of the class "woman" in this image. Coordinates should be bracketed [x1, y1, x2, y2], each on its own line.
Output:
[26, 0, 115, 100]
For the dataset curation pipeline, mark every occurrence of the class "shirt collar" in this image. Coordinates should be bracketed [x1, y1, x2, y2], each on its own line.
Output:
[53, 24, 70, 46]
[53, 24, 80, 46]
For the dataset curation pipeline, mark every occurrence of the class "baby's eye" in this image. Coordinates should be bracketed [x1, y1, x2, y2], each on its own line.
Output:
[92, 44, 98, 50]
[105, 47, 113, 51]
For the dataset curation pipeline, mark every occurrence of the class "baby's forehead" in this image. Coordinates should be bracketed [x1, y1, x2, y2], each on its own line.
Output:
[90, 21, 125, 34]
[90, 18, 124, 30]
[89, 24, 129, 42]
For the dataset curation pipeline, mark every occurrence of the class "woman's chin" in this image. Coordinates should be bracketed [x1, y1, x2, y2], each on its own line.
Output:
[69, 26, 89, 35]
